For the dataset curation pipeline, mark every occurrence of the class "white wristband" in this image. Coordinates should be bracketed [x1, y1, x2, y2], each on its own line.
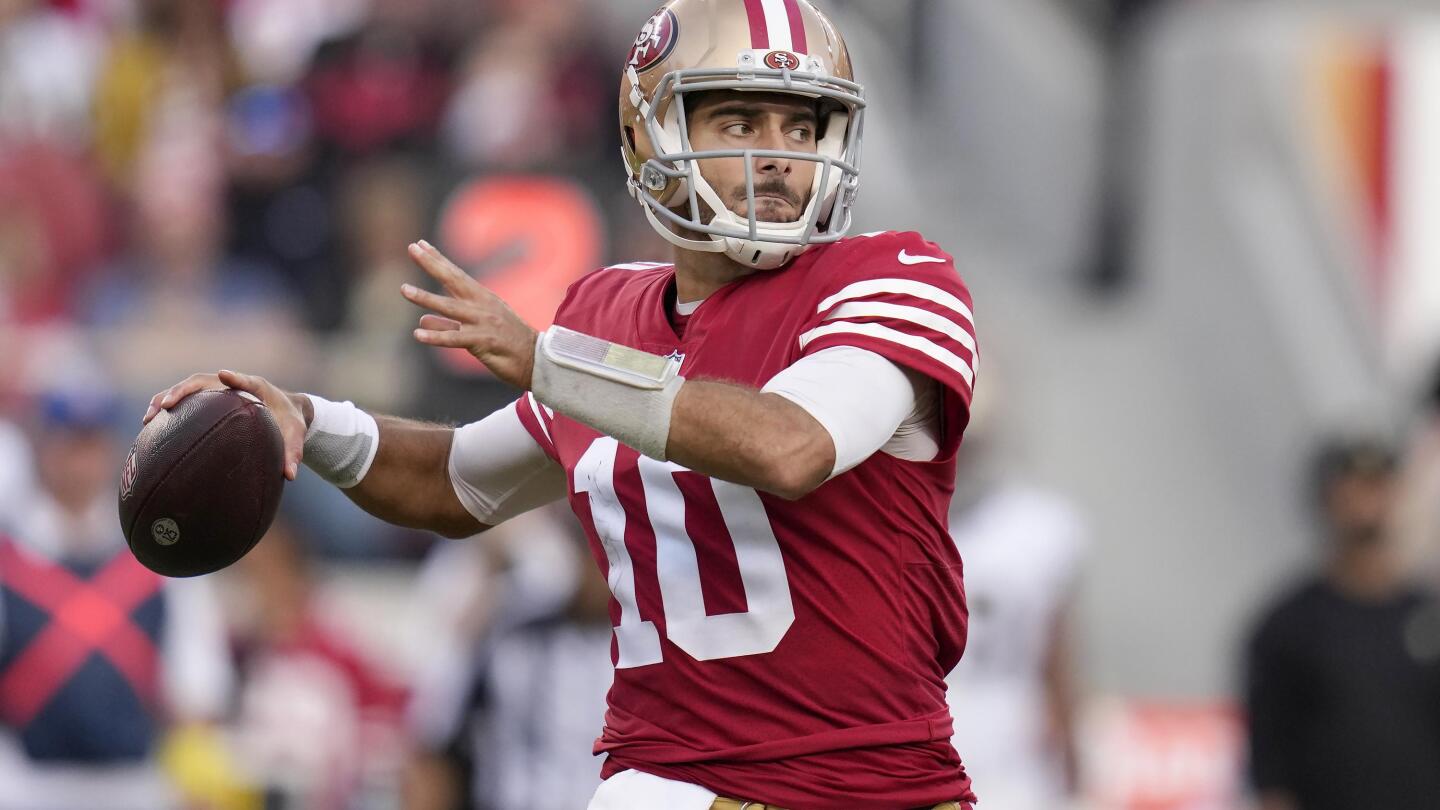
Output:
[302, 394, 380, 488]
[530, 327, 684, 460]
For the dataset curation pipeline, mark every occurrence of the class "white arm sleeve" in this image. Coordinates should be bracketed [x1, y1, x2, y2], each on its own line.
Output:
[762, 346, 941, 477]
[448, 404, 569, 526]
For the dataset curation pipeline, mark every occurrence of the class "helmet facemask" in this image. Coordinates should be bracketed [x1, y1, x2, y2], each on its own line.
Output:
[627, 60, 865, 270]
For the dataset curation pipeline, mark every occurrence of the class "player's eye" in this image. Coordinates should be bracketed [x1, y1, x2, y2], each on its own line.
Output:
[788, 126, 814, 143]
[723, 123, 755, 137]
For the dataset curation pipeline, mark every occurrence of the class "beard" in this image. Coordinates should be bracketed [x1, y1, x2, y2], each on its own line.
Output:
[733, 179, 804, 222]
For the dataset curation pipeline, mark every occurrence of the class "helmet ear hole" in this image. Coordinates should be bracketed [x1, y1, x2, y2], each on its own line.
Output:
[623, 126, 637, 153]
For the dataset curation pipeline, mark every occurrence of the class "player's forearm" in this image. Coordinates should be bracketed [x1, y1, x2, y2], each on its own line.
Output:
[346, 416, 486, 537]
[665, 380, 835, 500]
[291, 394, 485, 538]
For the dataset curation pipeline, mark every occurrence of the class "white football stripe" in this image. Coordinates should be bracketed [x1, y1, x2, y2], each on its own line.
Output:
[760, 0, 793, 50]
[799, 321, 974, 387]
[526, 394, 553, 445]
[816, 278, 974, 328]
[823, 301, 976, 355]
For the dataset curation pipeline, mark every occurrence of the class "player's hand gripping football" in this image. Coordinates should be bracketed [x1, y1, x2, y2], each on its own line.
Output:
[401, 240, 539, 389]
[141, 370, 309, 480]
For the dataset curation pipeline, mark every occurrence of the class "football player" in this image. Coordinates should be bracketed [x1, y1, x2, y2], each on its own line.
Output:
[144, 1, 979, 807]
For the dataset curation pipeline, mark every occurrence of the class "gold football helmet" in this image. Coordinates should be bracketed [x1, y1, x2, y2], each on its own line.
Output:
[619, 0, 865, 269]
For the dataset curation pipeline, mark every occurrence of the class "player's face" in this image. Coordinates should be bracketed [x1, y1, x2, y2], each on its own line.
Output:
[686, 91, 820, 224]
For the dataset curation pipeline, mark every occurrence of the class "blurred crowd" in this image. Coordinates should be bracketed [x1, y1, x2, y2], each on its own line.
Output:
[0, 0, 657, 806]
[0, 0, 672, 557]
[0, 0, 1439, 809]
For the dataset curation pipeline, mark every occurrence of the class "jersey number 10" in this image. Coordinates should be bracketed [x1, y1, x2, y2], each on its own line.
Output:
[574, 437, 796, 668]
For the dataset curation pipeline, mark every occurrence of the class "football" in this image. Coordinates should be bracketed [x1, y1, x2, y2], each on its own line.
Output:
[118, 389, 286, 577]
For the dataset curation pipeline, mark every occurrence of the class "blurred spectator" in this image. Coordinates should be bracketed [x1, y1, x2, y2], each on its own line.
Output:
[404, 507, 613, 810]
[92, 0, 242, 190]
[0, 386, 232, 810]
[0, 0, 102, 148]
[944, 379, 1087, 809]
[1401, 357, 1440, 580]
[80, 107, 311, 399]
[440, 0, 612, 173]
[224, 519, 408, 809]
[1243, 436, 1440, 810]
[304, 0, 455, 161]
[320, 156, 430, 412]
[0, 418, 31, 537]
[0, 144, 110, 324]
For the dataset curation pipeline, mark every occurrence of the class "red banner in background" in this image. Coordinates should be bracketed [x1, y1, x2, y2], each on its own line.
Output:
[1083, 700, 1244, 810]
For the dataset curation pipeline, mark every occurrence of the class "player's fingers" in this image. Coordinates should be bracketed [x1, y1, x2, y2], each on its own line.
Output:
[142, 393, 165, 424]
[418, 314, 462, 332]
[281, 427, 304, 481]
[412, 327, 483, 350]
[406, 241, 466, 292]
[216, 369, 268, 399]
[147, 373, 220, 421]
[216, 368, 261, 390]
[216, 370, 302, 479]
[400, 283, 475, 323]
[408, 241, 492, 301]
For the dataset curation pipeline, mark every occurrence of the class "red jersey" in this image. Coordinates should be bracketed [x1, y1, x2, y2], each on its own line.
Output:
[513, 231, 979, 809]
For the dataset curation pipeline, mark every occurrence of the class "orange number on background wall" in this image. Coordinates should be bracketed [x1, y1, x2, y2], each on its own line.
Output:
[436, 176, 604, 376]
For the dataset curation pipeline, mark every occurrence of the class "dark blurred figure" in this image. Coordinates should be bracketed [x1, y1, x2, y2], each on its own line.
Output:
[403, 508, 613, 810]
[0, 386, 232, 810]
[1244, 436, 1440, 810]
[1401, 358, 1440, 581]
[1083, 0, 1170, 293]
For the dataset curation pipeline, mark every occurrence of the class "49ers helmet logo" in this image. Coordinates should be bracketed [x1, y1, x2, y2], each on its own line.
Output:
[628, 8, 679, 73]
[764, 51, 801, 70]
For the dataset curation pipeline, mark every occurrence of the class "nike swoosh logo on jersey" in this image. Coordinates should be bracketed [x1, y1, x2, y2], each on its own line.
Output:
[897, 250, 945, 265]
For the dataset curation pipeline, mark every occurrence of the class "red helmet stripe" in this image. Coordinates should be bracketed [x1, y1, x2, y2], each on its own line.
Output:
[742, 0, 770, 48]
[784, 0, 808, 54]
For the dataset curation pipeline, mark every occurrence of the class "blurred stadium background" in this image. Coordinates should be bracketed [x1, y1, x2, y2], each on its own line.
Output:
[1, 0, 1439, 808]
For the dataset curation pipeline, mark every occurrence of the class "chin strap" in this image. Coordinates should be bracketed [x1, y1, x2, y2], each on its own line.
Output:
[643, 202, 727, 253]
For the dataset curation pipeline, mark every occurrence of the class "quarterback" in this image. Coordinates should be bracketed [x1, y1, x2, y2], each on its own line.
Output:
[144, 1, 978, 807]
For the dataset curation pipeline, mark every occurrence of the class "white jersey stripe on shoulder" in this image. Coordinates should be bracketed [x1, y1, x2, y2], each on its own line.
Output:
[525, 393, 553, 445]
[823, 301, 976, 355]
[817, 278, 974, 328]
[799, 322, 975, 387]
[608, 262, 670, 271]
[759, 0, 793, 50]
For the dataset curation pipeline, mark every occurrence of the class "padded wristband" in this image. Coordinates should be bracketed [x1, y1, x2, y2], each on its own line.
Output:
[302, 394, 380, 489]
[530, 327, 684, 460]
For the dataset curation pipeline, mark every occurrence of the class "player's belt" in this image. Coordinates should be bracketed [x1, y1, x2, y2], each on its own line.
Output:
[705, 795, 967, 801]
